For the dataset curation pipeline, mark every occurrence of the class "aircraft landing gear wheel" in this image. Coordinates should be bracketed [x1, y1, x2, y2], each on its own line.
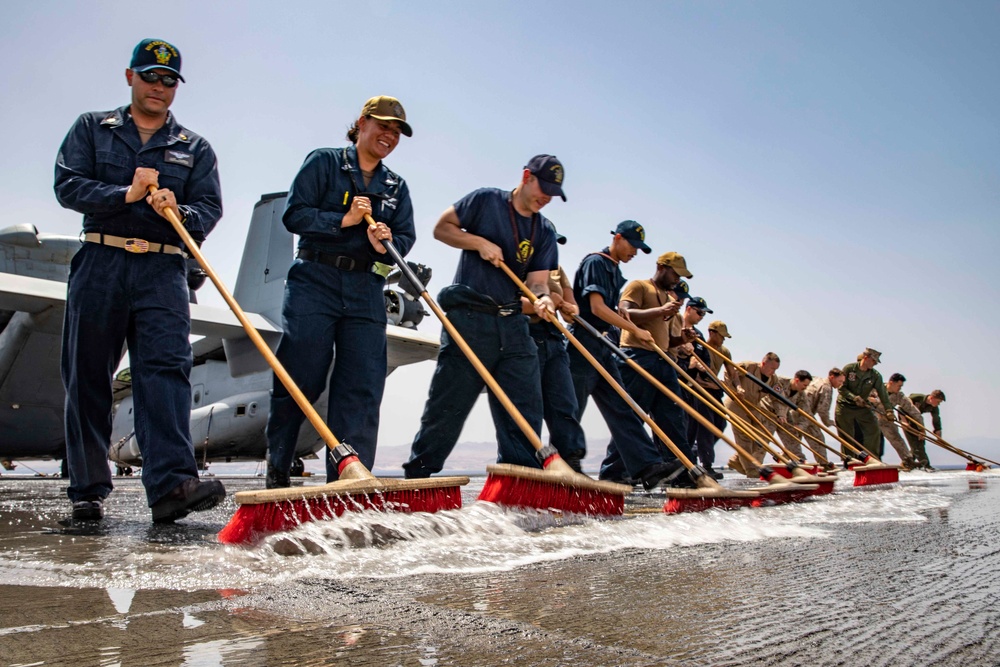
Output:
[289, 458, 305, 477]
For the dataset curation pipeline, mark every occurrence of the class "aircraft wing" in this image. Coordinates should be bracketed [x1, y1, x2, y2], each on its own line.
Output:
[0, 273, 66, 313]
[0, 272, 280, 339]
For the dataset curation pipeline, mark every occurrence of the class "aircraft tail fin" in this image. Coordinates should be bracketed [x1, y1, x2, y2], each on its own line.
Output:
[224, 192, 292, 377]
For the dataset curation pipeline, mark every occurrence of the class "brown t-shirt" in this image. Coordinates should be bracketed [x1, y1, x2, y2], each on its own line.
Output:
[619, 279, 680, 351]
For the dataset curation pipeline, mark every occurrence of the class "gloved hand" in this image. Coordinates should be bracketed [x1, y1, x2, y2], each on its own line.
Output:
[853, 395, 866, 407]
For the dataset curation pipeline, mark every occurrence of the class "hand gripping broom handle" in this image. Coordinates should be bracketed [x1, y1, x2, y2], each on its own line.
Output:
[148, 187, 350, 461]
[363, 215, 554, 463]
[495, 261, 700, 470]
[701, 341, 876, 461]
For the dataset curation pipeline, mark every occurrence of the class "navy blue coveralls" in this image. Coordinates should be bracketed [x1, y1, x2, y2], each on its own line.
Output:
[54, 106, 222, 506]
[681, 329, 725, 468]
[404, 188, 556, 477]
[265, 145, 414, 481]
[527, 270, 587, 465]
[568, 250, 667, 482]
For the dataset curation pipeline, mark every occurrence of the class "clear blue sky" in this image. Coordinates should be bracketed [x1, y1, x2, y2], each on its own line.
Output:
[2, 1, 998, 461]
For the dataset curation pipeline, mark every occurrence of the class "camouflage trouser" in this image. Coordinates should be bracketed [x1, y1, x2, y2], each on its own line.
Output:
[835, 405, 881, 459]
[904, 428, 931, 467]
[775, 423, 805, 461]
[726, 404, 767, 477]
[795, 417, 835, 463]
[878, 419, 912, 462]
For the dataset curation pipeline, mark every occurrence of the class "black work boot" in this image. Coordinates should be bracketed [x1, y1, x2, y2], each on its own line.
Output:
[72, 498, 104, 521]
[266, 465, 291, 489]
[151, 478, 226, 524]
[639, 461, 692, 490]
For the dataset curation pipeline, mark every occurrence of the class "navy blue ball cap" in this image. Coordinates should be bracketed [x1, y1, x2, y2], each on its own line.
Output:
[131, 39, 184, 82]
[526, 154, 566, 201]
[611, 220, 651, 253]
[687, 296, 713, 313]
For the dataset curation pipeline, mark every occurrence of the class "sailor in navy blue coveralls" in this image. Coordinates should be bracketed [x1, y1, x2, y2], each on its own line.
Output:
[404, 156, 565, 478]
[54, 38, 225, 522]
[265, 97, 415, 486]
[569, 222, 694, 489]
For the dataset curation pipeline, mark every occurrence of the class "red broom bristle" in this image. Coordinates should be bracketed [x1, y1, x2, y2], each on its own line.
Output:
[750, 487, 814, 507]
[663, 496, 754, 514]
[478, 473, 625, 516]
[853, 467, 899, 487]
[217, 487, 463, 546]
[811, 480, 836, 496]
[765, 467, 793, 480]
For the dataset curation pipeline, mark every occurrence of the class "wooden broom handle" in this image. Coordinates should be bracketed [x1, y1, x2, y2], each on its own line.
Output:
[364, 214, 544, 452]
[148, 186, 342, 451]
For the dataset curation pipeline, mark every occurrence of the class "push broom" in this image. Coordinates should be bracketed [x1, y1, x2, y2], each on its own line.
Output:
[362, 218, 631, 516]
[663, 352, 836, 495]
[702, 342, 898, 487]
[145, 188, 469, 545]
[895, 409, 997, 470]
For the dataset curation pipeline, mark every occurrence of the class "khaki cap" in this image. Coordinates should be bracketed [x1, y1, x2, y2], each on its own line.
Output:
[361, 96, 412, 137]
[708, 320, 731, 338]
[863, 347, 882, 364]
[656, 252, 693, 278]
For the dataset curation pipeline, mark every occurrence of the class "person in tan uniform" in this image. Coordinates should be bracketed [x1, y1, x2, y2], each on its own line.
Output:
[725, 352, 785, 477]
[793, 368, 845, 466]
[615, 251, 698, 466]
[869, 372, 918, 470]
[770, 370, 814, 461]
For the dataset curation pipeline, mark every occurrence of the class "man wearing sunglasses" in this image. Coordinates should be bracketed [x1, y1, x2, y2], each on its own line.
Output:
[54, 39, 225, 524]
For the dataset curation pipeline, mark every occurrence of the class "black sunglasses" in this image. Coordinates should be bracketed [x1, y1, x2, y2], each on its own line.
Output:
[135, 70, 179, 88]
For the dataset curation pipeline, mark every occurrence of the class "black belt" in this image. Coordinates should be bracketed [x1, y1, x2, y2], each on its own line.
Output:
[458, 302, 521, 317]
[297, 248, 372, 273]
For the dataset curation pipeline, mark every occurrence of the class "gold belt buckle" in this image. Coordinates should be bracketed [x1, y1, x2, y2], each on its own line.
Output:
[124, 238, 150, 253]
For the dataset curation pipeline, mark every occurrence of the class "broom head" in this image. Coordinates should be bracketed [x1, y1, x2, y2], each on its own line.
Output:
[852, 462, 899, 487]
[751, 477, 819, 507]
[787, 466, 837, 496]
[218, 476, 470, 545]
[663, 475, 759, 514]
[479, 463, 631, 516]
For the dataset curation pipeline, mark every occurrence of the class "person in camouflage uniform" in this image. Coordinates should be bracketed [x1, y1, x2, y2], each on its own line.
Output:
[771, 370, 814, 461]
[869, 372, 919, 469]
[793, 368, 845, 465]
[724, 352, 785, 477]
[835, 348, 893, 459]
[904, 389, 946, 470]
